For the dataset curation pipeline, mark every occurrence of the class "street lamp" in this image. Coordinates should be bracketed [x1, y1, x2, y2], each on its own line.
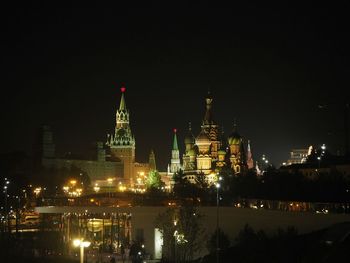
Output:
[216, 182, 220, 263]
[173, 219, 177, 263]
[73, 238, 91, 263]
[317, 156, 321, 169]
[3, 178, 10, 232]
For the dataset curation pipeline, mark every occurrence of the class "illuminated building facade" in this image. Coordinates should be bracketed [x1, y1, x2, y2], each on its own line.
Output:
[287, 148, 310, 165]
[169, 92, 254, 184]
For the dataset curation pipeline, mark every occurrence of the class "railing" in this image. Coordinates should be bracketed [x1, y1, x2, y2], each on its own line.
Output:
[34, 194, 350, 214]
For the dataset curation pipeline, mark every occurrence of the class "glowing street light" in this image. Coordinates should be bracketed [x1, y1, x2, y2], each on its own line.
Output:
[33, 187, 42, 197]
[73, 238, 91, 263]
[317, 156, 321, 168]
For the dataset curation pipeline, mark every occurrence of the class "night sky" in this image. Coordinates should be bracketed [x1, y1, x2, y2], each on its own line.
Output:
[1, 3, 350, 170]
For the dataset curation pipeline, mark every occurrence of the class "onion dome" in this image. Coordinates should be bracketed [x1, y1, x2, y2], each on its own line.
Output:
[228, 121, 241, 145]
[196, 129, 211, 145]
[218, 149, 227, 156]
[228, 131, 241, 145]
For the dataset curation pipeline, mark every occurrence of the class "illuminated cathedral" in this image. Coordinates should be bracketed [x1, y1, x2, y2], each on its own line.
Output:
[168, 92, 255, 184]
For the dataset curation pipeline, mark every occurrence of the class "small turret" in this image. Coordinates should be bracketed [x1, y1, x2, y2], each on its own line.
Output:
[247, 140, 254, 169]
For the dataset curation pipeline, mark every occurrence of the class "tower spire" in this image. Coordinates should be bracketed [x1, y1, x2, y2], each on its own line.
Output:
[173, 128, 179, 150]
[170, 128, 181, 173]
[107, 85, 135, 147]
[247, 139, 254, 169]
[119, 86, 126, 111]
[203, 92, 213, 125]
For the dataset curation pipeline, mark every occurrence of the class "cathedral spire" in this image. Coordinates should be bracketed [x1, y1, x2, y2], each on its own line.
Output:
[203, 91, 213, 125]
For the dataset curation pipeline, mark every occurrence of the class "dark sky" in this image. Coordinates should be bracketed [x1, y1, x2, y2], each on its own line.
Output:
[1, 3, 350, 170]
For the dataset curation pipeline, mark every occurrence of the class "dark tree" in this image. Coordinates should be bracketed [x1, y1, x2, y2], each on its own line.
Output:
[206, 227, 231, 254]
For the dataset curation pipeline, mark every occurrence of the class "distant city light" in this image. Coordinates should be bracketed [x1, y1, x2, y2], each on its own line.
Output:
[33, 187, 42, 197]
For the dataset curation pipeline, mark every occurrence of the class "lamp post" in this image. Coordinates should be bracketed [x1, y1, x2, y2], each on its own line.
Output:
[216, 181, 220, 263]
[3, 178, 10, 233]
[73, 238, 91, 263]
[173, 219, 177, 263]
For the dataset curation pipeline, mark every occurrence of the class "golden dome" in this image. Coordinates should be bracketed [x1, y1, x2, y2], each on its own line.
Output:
[228, 131, 241, 145]
[196, 130, 210, 145]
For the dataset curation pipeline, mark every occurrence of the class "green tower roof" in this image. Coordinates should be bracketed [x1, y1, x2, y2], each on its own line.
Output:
[173, 128, 179, 150]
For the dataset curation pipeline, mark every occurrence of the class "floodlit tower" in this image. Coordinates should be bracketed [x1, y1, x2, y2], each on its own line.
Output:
[107, 87, 135, 183]
[170, 129, 181, 173]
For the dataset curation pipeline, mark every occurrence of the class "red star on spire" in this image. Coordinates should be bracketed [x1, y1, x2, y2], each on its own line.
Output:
[121, 86, 126, 93]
